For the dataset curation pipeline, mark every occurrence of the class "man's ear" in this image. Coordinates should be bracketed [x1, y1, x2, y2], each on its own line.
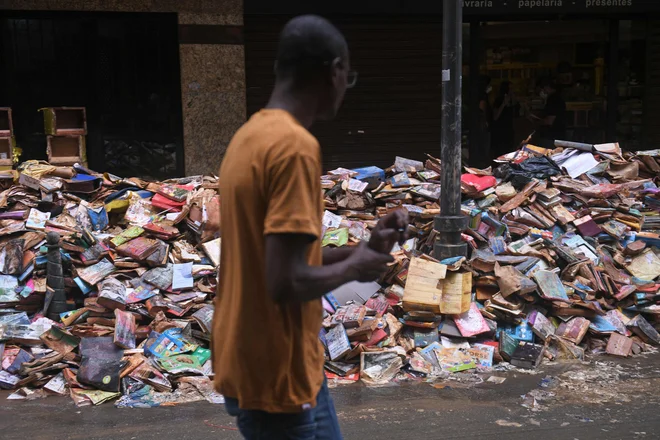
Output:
[331, 57, 342, 73]
[329, 57, 342, 83]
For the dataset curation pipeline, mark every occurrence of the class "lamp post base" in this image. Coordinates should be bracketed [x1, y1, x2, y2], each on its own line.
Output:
[434, 214, 468, 260]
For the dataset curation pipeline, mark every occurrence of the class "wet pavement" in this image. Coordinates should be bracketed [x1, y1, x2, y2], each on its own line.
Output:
[1, 355, 660, 440]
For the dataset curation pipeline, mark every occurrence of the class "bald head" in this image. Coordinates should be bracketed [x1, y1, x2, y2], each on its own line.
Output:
[275, 15, 348, 84]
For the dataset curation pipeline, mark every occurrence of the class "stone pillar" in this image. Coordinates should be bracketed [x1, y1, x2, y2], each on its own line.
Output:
[178, 8, 246, 176]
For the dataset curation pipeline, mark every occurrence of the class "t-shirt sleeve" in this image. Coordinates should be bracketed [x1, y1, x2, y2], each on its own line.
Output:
[264, 148, 321, 239]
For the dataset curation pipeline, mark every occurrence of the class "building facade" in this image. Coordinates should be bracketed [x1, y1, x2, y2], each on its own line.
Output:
[246, 0, 660, 169]
[2, 1, 660, 175]
[0, 0, 245, 177]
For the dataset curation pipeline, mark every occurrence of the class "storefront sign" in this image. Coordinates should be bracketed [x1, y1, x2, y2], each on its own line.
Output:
[247, 0, 660, 15]
[462, 0, 656, 14]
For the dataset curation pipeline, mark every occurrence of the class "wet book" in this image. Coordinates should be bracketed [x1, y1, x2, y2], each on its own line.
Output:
[510, 342, 545, 369]
[556, 317, 590, 345]
[192, 304, 214, 334]
[80, 243, 110, 266]
[77, 259, 116, 286]
[332, 305, 366, 328]
[157, 184, 191, 202]
[326, 324, 351, 361]
[114, 309, 136, 349]
[109, 226, 144, 248]
[116, 237, 160, 261]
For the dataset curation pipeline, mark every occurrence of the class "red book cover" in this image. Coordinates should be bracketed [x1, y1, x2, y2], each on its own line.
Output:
[454, 303, 490, 337]
[461, 174, 497, 192]
[144, 221, 179, 239]
[365, 328, 387, 347]
[151, 194, 185, 213]
[365, 294, 389, 316]
[574, 215, 602, 237]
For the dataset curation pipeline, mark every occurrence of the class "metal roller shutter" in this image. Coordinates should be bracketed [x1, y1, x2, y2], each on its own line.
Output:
[245, 15, 443, 170]
[644, 21, 660, 150]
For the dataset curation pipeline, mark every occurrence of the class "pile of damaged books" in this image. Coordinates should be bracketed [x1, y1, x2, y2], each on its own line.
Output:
[0, 160, 221, 406]
[1, 138, 660, 404]
[319, 143, 660, 384]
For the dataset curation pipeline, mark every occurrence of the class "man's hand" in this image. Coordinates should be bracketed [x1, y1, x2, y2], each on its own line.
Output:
[347, 242, 395, 282]
[368, 209, 409, 254]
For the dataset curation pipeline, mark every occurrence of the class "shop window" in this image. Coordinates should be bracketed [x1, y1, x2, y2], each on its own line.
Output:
[616, 20, 646, 150]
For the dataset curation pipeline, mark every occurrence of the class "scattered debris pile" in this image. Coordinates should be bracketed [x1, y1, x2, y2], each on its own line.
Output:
[1, 140, 660, 406]
[319, 144, 660, 384]
[0, 160, 221, 406]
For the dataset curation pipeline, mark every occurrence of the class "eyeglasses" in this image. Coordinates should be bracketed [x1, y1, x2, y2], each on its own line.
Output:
[347, 70, 358, 89]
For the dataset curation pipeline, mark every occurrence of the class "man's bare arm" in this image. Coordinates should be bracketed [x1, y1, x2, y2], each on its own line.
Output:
[265, 234, 392, 303]
[322, 246, 356, 265]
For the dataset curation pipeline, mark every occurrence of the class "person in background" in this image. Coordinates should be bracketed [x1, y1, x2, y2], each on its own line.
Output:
[491, 81, 518, 158]
[531, 78, 567, 146]
[213, 15, 408, 440]
[476, 75, 493, 162]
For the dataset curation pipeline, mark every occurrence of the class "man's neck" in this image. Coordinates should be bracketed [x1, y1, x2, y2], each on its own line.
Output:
[265, 82, 318, 129]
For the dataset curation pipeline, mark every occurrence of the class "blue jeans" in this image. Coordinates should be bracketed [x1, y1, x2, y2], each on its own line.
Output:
[225, 378, 342, 440]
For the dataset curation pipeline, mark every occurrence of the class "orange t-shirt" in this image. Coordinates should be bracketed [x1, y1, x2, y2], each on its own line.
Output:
[213, 109, 325, 413]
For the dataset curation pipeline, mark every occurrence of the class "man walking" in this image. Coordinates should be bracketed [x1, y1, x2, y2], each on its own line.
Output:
[213, 15, 407, 440]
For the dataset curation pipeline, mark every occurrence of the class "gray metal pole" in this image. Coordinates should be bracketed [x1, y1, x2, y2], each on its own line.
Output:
[435, 0, 468, 260]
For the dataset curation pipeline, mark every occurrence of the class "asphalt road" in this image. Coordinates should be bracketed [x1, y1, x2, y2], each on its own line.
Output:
[1, 356, 659, 440]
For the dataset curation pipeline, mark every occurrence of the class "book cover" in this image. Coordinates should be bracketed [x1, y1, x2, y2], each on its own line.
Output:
[25, 209, 50, 230]
[326, 324, 351, 361]
[114, 309, 136, 349]
[116, 237, 160, 261]
[556, 317, 590, 345]
[454, 302, 490, 338]
[510, 342, 545, 369]
[157, 184, 191, 203]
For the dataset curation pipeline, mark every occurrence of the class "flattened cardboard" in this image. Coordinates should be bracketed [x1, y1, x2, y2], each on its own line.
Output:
[439, 271, 472, 315]
[403, 257, 447, 313]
